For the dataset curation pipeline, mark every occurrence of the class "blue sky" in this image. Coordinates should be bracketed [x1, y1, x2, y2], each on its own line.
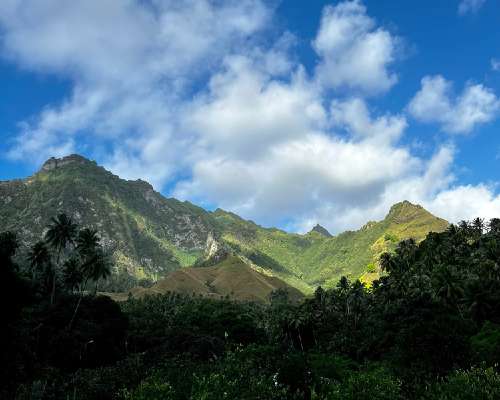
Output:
[0, 0, 499, 233]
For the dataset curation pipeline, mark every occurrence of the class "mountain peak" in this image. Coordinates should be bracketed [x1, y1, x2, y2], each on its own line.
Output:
[389, 200, 421, 212]
[40, 154, 95, 172]
[385, 200, 447, 228]
[309, 224, 332, 237]
[386, 200, 425, 219]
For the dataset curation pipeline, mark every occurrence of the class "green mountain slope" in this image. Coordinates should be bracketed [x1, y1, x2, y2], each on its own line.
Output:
[0, 155, 216, 280]
[0, 154, 449, 293]
[211, 201, 448, 292]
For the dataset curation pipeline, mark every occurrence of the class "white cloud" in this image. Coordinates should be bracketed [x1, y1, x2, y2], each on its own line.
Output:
[185, 55, 326, 160]
[0, 0, 269, 84]
[312, 0, 399, 95]
[408, 75, 500, 134]
[1, 0, 500, 234]
[174, 132, 420, 229]
[458, 0, 486, 15]
[330, 97, 407, 144]
[292, 146, 500, 233]
[1, 0, 271, 187]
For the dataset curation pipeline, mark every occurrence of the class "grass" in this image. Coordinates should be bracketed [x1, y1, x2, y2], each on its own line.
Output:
[124, 255, 304, 304]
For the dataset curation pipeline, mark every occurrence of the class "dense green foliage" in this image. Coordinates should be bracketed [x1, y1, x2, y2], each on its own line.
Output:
[2, 216, 500, 398]
[0, 155, 448, 293]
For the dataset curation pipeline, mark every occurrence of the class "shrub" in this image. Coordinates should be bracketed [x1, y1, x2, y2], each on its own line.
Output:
[366, 263, 377, 273]
[123, 378, 175, 400]
[421, 366, 500, 400]
[470, 322, 500, 365]
[318, 366, 402, 400]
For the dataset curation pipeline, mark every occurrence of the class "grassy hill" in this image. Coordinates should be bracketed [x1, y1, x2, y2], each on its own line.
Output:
[0, 154, 449, 293]
[109, 255, 304, 304]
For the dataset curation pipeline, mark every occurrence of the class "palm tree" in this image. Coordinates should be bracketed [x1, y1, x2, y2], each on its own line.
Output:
[379, 253, 394, 273]
[68, 247, 111, 330]
[62, 257, 84, 293]
[433, 265, 464, 315]
[27, 241, 52, 287]
[472, 218, 484, 237]
[76, 228, 110, 293]
[76, 228, 100, 257]
[84, 248, 111, 293]
[45, 213, 78, 304]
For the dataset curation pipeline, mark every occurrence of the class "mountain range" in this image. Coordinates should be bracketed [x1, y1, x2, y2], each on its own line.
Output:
[0, 154, 449, 295]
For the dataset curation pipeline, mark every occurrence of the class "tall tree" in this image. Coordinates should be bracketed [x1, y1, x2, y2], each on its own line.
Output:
[27, 241, 52, 287]
[76, 228, 100, 257]
[68, 234, 111, 330]
[45, 213, 78, 304]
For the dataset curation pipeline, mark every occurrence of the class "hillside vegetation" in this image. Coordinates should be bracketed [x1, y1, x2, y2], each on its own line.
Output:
[0, 155, 448, 293]
[212, 201, 448, 292]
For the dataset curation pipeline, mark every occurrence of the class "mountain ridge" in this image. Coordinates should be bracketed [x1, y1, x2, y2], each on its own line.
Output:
[0, 154, 449, 293]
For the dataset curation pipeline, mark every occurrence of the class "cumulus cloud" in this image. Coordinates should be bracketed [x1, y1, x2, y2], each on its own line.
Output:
[458, 0, 486, 15]
[312, 0, 400, 95]
[408, 75, 500, 134]
[1, 0, 271, 186]
[185, 55, 326, 160]
[330, 97, 407, 144]
[1, 0, 500, 233]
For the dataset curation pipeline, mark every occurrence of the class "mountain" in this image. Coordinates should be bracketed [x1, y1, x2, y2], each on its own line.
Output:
[210, 200, 448, 292]
[309, 224, 332, 237]
[0, 154, 449, 293]
[107, 255, 304, 304]
[0, 155, 216, 281]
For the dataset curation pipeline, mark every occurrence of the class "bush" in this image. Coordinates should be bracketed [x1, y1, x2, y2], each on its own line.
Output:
[366, 263, 377, 273]
[318, 366, 402, 400]
[123, 378, 175, 400]
[421, 366, 500, 400]
[470, 322, 500, 366]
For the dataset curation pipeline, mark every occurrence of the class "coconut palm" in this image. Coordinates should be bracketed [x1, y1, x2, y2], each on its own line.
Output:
[84, 248, 111, 293]
[68, 247, 111, 330]
[433, 265, 465, 316]
[45, 214, 78, 255]
[27, 241, 52, 287]
[76, 228, 100, 257]
[76, 228, 110, 293]
[62, 256, 84, 293]
[45, 213, 78, 304]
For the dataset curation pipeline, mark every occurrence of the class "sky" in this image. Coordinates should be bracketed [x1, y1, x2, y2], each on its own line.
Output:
[0, 0, 500, 234]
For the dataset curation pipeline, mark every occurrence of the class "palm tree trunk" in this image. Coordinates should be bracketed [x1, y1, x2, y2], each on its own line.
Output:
[68, 278, 88, 331]
[50, 249, 61, 305]
[298, 329, 304, 352]
[50, 271, 56, 305]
